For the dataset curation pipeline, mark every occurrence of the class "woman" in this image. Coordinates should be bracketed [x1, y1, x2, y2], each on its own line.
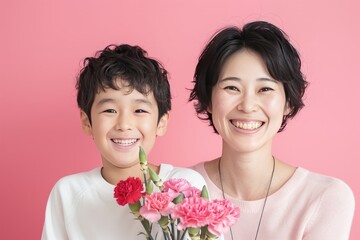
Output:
[190, 21, 354, 240]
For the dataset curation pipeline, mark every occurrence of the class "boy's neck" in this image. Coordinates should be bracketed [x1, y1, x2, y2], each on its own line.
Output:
[101, 163, 160, 185]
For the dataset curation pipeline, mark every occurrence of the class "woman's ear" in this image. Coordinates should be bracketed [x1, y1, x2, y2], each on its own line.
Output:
[80, 111, 92, 136]
[207, 103, 212, 114]
[283, 102, 292, 116]
[156, 113, 169, 137]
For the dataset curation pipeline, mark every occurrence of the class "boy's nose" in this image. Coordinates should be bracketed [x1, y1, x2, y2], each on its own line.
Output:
[115, 113, 132, 131]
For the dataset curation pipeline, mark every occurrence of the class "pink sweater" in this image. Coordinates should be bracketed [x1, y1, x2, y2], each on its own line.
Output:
[192, 163, 354, 240]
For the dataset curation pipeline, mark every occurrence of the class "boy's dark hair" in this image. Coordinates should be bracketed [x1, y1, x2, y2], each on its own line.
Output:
[189, 21, 308, 132]
[76, 44, 171, 124]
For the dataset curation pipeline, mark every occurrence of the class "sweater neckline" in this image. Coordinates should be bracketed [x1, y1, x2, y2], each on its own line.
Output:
[92, 164, 173, 194]
[199, 162, 308, 212]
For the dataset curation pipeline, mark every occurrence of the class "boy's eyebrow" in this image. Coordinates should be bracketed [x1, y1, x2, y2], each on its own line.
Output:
[95, 98, 153, 107]
[134, 98, 153, 106]
[220, 76, 278, 83]
[96, 98, 115, 107]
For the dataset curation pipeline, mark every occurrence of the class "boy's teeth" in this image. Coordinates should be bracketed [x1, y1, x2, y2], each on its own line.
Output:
[112, 139, 137, 146]
[232, 121, 262, 130]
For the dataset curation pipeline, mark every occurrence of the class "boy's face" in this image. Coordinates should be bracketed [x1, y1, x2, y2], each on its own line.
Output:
[81, 79, 168, 171]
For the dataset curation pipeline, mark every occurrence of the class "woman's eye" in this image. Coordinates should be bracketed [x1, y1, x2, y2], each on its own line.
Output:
[259, 87, 274, 92]
[104, 109, 116, 113]
[224, 86, 240, 91]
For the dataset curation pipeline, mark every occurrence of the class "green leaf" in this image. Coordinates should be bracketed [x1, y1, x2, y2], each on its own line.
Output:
[146, 180, 154, 194]
[200, 185, 209, 200]
[188, 227, 200, 237]
[149, 167, 163, 190]
[129, 200, 141, 215]
[158, 216, 169, 228]
[173, 193, 184, 204]
[139, 146, 148, 170]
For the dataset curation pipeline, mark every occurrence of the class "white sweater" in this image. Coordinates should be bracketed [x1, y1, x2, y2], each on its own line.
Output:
[42, 164, 207, 240]
[192, 163, 355, 240]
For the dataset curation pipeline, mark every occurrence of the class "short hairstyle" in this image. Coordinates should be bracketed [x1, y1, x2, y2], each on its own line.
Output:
[76, 44, 171, 124]
[189, 21, 308, 133]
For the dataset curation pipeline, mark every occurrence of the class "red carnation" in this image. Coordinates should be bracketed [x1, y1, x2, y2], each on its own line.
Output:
[114, 177, 144, 206]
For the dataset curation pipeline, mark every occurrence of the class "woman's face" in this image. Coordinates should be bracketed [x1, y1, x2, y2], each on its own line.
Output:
[209, 49, 290, 154]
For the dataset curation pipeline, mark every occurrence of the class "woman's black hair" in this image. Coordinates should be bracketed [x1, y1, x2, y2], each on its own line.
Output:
[189, 21, 308, 132]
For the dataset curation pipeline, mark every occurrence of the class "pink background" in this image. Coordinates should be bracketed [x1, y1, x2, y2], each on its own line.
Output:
[1, 0, 359, 239]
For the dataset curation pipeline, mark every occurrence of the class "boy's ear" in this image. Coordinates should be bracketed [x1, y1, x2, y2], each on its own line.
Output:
[156, 113, 169, 137]
[80, 111, 92, 136]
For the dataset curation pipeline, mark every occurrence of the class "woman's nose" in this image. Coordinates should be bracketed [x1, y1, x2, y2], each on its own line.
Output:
[237, 94, 259, 113]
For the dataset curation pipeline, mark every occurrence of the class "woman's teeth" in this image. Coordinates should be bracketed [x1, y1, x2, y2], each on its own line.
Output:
[232, 121, 262, 130]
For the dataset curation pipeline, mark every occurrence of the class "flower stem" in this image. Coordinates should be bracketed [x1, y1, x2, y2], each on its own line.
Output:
[140, 219, 154, 240]
[180, 228, 188, 240]
[143, 172, 148, 189]
[168, 217, 175, 239]
[163, 230, 172, 240]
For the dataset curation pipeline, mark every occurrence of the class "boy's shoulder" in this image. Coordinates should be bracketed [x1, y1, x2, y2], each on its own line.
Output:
[52, 167, 102, 194]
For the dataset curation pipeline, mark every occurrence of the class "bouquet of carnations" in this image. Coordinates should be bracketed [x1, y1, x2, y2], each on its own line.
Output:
[114, 147, 240, 240]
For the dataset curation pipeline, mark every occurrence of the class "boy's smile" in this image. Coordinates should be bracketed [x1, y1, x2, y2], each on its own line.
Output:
[81, 79, 168, 177]
[111, 138, 138, 147]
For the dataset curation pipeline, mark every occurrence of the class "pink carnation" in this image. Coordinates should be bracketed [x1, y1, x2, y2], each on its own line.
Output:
[172, 197, 211, 229]
[163, 178, 192, 200]
[207, 199, 240, 236]
[182, 186, 201, 198]
[139, 192, 175, 223]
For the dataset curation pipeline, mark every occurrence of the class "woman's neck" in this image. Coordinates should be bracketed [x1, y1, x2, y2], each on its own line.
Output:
[206, 149, 296, 201]
[218, 152, 276, 200]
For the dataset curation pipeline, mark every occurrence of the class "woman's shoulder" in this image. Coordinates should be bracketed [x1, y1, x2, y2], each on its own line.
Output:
[191, 159, 219, 176]
[292, 167, 354, 204]
[191, 161, 206, 174]
[298, 168, 351, 189]
[294, 168, 355, 234]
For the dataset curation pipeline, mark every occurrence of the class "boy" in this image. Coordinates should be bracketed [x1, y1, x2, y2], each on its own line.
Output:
[42, 44, 206, 239]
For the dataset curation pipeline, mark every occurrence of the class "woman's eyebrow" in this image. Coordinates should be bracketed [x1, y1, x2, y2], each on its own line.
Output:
[219, 76, 278, 83]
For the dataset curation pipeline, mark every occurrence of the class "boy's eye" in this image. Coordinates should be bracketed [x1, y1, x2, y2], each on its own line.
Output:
[224, 86, 240, 92]
[103, 109, 117, 113]
[135, 109, 148, 113]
